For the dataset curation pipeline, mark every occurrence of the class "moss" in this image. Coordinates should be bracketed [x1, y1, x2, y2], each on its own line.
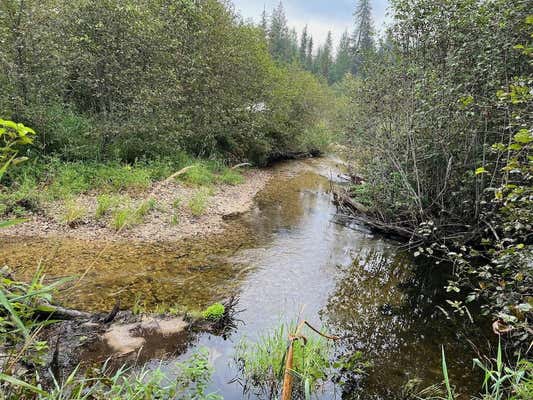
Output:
[202, 303, 225, 321]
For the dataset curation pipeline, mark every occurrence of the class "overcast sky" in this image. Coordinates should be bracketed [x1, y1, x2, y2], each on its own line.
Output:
[231, 1, 391, 49]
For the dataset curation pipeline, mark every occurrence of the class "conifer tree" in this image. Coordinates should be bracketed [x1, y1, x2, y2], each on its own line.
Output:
[299, 25, 309, 66]
[269, 1, 290, 62]
[331, 30, 353, 83]
[351, 0, 375, 75]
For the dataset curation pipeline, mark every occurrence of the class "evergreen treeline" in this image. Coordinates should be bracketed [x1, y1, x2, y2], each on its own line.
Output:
[260, 1, 377, 84]
[0, 0, 338, 165]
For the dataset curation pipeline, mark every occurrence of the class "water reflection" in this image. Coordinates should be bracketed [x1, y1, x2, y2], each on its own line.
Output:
[0, 157, 489, 398]
[323, 249, 487, 398]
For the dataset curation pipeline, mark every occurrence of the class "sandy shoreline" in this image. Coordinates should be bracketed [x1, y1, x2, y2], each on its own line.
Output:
[0, 168, 273, 243]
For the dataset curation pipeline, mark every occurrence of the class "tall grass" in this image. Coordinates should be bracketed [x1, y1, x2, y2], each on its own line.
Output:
[188, 189, 210, 217]
[59, 199, 87, 227]
[431, 344, 533, 400]
[234, 322, 333, 399]
[110, 199, 156, 231]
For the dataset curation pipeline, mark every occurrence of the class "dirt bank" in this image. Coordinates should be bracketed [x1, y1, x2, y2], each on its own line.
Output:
[0, 169, 272, 243]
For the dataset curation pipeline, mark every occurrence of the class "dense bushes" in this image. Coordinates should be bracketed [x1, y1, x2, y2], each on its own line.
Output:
[341, 0, 531, 349]
[0, 0, 337, 166]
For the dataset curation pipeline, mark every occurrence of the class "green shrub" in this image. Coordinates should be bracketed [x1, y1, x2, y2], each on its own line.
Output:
[188, 189, 210, 217]
[202, 303, 225, 321]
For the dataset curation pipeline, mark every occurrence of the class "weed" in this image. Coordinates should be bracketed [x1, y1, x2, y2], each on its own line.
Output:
[217, 168, 244, 185]
[109, 199, 155, 231]
[181, 164, 215, 186]
[0, 346, 221, 399]
[189, 189, 210, 217]
[171, 214, 180, 226]
[234, 322, 333, 399]
[202, 303, 225, 321]
[95, 194, 122, 219]
[173, 197, 182, 209]
[110, 208, 134, 231]
[135, 198, 156, 218]
[60, 199, 87, 227]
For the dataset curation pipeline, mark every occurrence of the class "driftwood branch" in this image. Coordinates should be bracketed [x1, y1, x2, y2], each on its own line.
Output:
[332, 187, 418, 240]
[36, 301, 92, 320]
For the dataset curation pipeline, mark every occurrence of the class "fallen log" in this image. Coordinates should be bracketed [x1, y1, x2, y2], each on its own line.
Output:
[332, 187, 418, 241]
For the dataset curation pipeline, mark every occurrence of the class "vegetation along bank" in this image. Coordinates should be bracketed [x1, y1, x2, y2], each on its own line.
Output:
[0, 0, 532, 399]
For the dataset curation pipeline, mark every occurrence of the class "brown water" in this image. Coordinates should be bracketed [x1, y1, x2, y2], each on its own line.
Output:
[0, 156, 489, 399]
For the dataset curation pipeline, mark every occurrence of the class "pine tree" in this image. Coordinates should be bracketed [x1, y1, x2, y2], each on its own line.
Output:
[299, 25, 309, 66]
[289, 27, 299, 62]
[269, 1, 290, 62]
[260, 7, 268, 38]
[318, 31, 333, 82]
[306, 36, 314, 70]
[351, 0, 375, 75]
[331, 30, 353, 83]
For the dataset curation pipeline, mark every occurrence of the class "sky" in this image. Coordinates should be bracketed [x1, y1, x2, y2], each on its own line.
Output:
[230, 0, 391, 49]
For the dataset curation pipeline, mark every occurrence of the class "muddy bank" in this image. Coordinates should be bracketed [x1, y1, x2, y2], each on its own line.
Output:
[0, 168, 272, 243]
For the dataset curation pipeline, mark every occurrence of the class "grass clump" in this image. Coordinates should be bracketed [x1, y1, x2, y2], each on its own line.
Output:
[234, 322, 333, 399]
[109, 199, 156, 231]
[202, 303, 225, 321]
[217, 168, 244, 185]
[60, 199, 87, 227]
[188, 188, 210, 217]
[181, 164, 215, 186]
[95, 194, 122, 219]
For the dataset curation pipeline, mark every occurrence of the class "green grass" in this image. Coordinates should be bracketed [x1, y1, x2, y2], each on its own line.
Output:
[95, 194, 123, 219]
[188, 189, 210, 217]
[109, 199, 156, 231]
[59, 199, 87, 227]
[180, 164, 216, 186]
[217, 168, 244, 185]
[234, 322, 333, 399]
[1, 157, 245, 219]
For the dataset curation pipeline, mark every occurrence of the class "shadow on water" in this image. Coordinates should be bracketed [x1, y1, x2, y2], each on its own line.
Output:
[0, 156, 491, 398]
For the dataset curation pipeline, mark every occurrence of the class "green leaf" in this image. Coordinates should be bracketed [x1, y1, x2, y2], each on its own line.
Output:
[441, 346, 454, 400]
[0, 289, 29, 339]
[514, 129, 532, 144]
[475, 167, 487, 175]
[0, 373, 47, 395]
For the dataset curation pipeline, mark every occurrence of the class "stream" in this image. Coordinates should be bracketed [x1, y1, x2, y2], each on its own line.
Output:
[0, 156, 489, 399]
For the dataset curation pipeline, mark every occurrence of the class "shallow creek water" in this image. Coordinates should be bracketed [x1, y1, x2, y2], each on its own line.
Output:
[0, 157, 489, 398]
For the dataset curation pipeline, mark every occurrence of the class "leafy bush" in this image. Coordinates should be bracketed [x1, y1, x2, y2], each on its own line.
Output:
[0, 120, 36, 182]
